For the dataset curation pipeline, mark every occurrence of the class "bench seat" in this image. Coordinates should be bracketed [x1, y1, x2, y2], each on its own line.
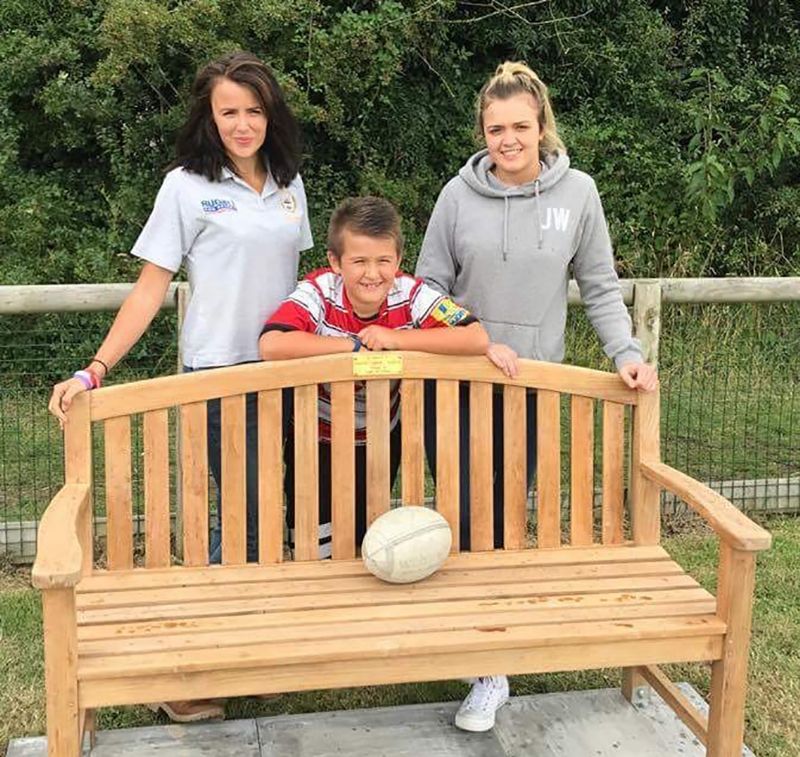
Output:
[74, 544, 724, 708]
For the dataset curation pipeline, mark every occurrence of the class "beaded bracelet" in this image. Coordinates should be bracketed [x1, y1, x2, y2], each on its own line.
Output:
[90, 357, 109, 375]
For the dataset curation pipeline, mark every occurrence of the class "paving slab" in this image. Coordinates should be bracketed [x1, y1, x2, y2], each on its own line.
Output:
[6, 684, 755, 756]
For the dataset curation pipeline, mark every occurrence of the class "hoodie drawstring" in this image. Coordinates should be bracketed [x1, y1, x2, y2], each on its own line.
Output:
[502, 178, 543, 261]
[535, 179, 543, 249]
[502, 194, 510, 261]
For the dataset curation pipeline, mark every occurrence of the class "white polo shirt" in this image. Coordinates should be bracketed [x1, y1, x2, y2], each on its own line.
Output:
[131, 166, 313, 368]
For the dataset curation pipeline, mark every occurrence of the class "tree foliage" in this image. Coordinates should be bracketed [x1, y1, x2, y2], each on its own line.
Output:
[1, 0, 799, 284]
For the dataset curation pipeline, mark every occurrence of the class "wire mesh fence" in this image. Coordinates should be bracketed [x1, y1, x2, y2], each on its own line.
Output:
[1, 291, 798, 561]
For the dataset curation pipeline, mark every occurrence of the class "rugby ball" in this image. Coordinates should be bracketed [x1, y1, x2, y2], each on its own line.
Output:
[362, 506, 452, 584]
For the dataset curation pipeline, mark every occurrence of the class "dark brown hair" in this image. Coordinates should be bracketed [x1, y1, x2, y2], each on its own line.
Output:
[171, 52, 301, 186]
[327, 196, 404, 260]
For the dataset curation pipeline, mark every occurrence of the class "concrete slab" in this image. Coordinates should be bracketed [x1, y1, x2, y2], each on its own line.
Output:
[6, 720, 259, 757]
[258, 702, 503, 756]
[5, 684, 755, 756]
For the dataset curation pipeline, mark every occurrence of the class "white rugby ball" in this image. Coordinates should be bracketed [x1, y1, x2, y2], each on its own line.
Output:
[362, 506, 452, 584]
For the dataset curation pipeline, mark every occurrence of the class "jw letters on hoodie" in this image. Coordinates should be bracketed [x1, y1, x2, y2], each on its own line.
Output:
[416, 149, 642, 370]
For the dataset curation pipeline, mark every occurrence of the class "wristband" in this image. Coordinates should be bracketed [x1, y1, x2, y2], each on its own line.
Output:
[73, 369, 101, 390]
[351, 336, 363, 352]
[73, 371, 95, 390]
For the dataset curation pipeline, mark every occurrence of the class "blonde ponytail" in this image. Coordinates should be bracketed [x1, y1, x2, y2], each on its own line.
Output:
[476, 61, 565, 156]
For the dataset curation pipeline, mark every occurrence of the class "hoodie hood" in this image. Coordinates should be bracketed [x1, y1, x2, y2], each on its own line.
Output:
[416, 149, 643, 369]
[459, 149, 571, 257]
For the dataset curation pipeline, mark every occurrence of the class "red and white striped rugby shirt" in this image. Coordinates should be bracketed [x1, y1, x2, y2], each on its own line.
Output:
[262, 267, 475, 442]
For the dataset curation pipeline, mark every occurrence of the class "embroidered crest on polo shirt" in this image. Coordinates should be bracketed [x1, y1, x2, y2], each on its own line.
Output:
[279, 189, 298, 216]
[200, 199, 238, 214]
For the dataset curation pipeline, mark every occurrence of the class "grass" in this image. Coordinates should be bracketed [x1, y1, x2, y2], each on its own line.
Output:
[1, 516, 799, 756]
[2, 304, 799, 528]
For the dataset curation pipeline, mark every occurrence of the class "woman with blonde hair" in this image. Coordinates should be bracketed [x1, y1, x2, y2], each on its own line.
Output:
[416, 61, 657, 732]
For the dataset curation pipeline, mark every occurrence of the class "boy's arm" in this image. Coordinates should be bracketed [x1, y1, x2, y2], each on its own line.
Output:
[259, 329, 354, 360]
[358, 321, 489, 355]
[260, 278, 357, 360]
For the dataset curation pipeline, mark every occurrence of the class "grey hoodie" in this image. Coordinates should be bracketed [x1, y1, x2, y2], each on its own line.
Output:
[415, 149, 642, 369]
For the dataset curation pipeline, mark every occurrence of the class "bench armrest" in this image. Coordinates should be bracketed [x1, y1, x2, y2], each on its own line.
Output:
[31, 484, 91, 589]
[640, 461, 772, 552]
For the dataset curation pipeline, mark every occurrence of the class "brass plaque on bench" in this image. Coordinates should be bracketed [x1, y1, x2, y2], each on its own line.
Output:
[353, 353, 404, 377]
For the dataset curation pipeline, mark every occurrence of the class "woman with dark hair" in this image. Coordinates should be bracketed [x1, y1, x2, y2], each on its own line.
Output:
[48, 51, 312, 722]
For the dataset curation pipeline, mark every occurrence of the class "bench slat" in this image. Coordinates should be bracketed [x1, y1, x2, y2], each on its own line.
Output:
[602, 401, 626, 545]
[180, 402, 208, 567]
[331, 382, 355, 559]
[79, 587, 714, 642]
[78, 574, 701, 625]
[143, 409, 170, 568]
[436, 380, 460, 551]
[400, 379, 425, 506]
[570, 395, 594, 547]
[536, 390, 561, 548]
[78, 614, 724, 679]
[79, 545, 673, 591]
[104, 416, 133, 570]
[469, 382, 494, 551]
[294, 385, 319, 561]
[221, 395, 247, 565]
[504, 385, 528, 549]
[258, 390, 283, 564]
[77, 558, 686, 609]
[80, 600, 716, 657]
[366, 380, 391, 526]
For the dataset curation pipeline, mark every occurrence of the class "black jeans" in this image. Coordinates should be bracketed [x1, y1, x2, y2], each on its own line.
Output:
[423, 381, 538, 550]
[184, 365, 291, 564]
[283, 424, 403, 556]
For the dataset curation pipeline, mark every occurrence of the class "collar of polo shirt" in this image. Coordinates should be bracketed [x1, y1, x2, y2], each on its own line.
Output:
[221, 166, 278, 198]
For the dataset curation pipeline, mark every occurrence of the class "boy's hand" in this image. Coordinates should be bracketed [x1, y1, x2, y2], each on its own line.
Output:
[358, 325, 399, 351]
[486, 342, 519, 378]
[618, 362, 658, 392]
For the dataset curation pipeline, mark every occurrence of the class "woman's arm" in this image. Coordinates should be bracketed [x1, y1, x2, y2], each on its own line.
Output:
[259, 330, 354, 360]
[358, 322, 489, 355]
[48, 262, 174, 424]
[414, 185, 458, 295]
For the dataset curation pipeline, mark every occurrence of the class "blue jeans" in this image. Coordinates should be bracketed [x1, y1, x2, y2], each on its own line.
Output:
[423, 381, 538, 550]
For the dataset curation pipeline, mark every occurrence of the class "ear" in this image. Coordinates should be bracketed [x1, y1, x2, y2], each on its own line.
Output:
[327, 249, 341, 273]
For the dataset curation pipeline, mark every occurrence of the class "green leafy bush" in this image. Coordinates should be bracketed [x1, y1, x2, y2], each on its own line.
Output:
[0, 0, 798, 284]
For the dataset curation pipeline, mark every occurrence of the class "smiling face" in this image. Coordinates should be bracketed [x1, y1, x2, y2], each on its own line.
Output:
[328, 229, 401, 318]
[210, 77, 268, 173]
[482, 92, 543, 185]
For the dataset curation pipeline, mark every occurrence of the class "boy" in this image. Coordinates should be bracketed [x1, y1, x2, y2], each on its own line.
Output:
[259, 196, 488, 554]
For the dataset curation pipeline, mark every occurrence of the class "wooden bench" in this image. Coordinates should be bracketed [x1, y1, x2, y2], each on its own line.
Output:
[32, 353, 771, 756]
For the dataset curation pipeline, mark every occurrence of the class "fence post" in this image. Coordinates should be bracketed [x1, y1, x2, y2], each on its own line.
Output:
[633, 280, 662, 368]
[174, 284, 191, 562]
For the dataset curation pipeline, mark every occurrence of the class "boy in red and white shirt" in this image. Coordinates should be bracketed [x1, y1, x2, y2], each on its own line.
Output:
[260, 196, 488, 554]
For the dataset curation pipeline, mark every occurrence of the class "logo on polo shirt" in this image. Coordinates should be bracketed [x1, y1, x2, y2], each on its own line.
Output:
[201, 199, 238, 214]
[279, 189, 298, 216]
[432, 298, 469, 326]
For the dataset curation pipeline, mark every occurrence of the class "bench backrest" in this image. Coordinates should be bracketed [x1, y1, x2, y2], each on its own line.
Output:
[64, 353, 660, 571]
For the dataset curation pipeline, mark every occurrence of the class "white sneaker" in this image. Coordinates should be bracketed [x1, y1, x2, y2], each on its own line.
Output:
[454, 675, 510, 732]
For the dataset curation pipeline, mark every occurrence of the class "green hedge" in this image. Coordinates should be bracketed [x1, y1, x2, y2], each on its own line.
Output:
[1, 0, 799, 284]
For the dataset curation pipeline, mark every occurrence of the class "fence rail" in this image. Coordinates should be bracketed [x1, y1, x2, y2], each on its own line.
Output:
[1, 277, 799, 562]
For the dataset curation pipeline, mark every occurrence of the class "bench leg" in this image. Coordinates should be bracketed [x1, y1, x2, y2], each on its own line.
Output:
[43, 589, 81, 757]
[621, 666, 648, 704]
[81, 709, 97, 753]
[706, 545, 756, 757]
